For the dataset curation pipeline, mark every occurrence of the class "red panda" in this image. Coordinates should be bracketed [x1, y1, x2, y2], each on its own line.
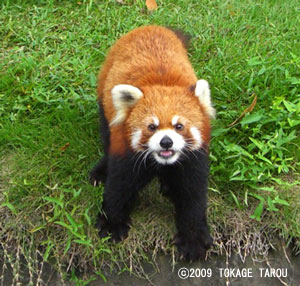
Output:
[90, 26, 215, 261]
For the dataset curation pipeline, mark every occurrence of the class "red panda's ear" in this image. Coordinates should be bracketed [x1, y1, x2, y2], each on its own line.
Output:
[110, 84, 144, 126]
[195, 79, 216, 118]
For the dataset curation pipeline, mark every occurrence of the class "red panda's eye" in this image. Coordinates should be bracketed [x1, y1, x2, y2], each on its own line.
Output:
[148, 124, 157, 132]
[175, 123, 184, 131]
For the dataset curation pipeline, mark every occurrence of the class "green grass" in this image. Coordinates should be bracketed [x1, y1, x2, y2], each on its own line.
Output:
[1, 0, 300, 284]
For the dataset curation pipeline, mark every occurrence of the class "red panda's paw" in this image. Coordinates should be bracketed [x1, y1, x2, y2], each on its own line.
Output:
[89, 158, 108, 187]
[89, 170, 105, 187]
[174, 232, 213, 261]
[96, 214, 130, 242]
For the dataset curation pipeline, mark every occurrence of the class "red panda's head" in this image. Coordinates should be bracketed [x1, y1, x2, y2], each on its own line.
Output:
[110, 80, 215, 165]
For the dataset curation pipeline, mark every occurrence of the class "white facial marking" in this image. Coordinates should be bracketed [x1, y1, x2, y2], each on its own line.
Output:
[152, 116, 159, 127]
[131, 129, 142, 150]
[195, 79, 216, 118]
[190, 127, 203, 149]
[148, 129, 185, 165]
[110, 84, 143, 126]
[172, 115, 180, 126]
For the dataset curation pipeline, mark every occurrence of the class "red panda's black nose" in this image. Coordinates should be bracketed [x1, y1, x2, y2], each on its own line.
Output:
[160, 136, 173, 149]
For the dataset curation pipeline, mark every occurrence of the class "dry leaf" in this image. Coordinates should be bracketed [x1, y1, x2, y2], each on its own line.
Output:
[60, 142, 70, 151]
[228, 94, 257, 127]
[146, 0, 158, 11]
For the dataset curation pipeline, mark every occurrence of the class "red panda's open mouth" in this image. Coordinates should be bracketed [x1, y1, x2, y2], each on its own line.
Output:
[159, 150, 175, 158]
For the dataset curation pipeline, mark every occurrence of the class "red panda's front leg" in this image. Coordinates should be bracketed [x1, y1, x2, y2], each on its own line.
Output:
[89, 102, 110, 186]
[159, 151, 213, 261]
[96, 153, 154, 242]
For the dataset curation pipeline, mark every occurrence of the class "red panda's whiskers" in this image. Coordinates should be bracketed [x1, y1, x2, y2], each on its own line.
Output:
[133, 148, 150, 173]
[138, 149, 152, 173]
[183, 142, 202, 160]
[178, 149, 189, 160]
[142, 149, 151, 166]
[132, 149, 146, 162]
[185, 143, 196, 151]
[148, 158, 160, 170]
[185, 138, 196, 144]
[174, 158, 183, 167]
[193, 148, 207, 157]
[185, 142, 195, 148]
[184, 149, 199, 161]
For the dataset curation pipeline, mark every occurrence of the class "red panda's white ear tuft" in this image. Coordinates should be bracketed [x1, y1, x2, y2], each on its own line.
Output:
[110, 84, 143, 126]
[195, 79, 216, 118]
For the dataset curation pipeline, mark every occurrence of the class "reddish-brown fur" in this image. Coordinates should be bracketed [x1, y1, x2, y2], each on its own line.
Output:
[97, 26, 211, 155]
